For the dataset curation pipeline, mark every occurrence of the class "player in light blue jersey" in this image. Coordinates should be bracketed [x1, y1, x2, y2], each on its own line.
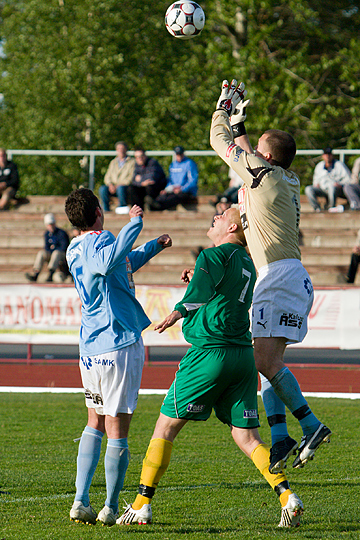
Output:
[65, 188, 172, 526]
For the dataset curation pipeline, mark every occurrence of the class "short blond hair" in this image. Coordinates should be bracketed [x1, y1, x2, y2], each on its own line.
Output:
[227, 206, 246, 246]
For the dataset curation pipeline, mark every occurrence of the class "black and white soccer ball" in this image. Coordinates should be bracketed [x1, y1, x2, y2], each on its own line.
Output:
[165, 2, 205, 40]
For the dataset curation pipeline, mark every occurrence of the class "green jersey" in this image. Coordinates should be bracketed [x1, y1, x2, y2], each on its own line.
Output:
[175, 243, 256, 348]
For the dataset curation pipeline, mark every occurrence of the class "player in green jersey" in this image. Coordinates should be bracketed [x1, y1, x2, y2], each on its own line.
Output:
[117, 207, 304, 529]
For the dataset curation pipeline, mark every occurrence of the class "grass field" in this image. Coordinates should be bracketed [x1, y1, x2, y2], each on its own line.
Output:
[1, 393, 359, 539]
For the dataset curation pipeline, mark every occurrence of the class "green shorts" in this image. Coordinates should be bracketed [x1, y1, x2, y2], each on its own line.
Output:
[161, 345, 259, 428]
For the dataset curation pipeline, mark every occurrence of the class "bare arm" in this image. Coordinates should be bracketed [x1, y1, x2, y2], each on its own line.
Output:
[234, 133, 254, 154]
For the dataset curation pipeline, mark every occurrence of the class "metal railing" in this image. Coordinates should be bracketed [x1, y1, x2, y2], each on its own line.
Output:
[6, 148, 360, 191]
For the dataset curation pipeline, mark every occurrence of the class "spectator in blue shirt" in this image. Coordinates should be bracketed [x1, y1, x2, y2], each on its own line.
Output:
[25, 213, 69, 282]
[145, 146, 198, 211]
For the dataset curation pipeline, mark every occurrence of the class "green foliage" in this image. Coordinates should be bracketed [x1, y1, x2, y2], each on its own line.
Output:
[0, 0, 359, 195]
[1, 393, 359, 539]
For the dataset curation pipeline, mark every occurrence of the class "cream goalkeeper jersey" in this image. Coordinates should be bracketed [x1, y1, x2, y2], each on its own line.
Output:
[210, 109, 301, 270]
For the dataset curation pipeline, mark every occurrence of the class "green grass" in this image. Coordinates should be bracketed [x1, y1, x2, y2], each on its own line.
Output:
[1, 393, 359, 539]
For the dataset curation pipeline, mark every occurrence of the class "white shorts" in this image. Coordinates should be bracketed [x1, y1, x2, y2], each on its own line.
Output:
[251, 259, 314, 344]
[79, 338, 145, 417]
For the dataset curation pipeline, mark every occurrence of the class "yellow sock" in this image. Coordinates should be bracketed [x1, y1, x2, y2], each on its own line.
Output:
[132, 438, 173, 510]
[251, 443, 291, 506]
[279, 489, 292, 507]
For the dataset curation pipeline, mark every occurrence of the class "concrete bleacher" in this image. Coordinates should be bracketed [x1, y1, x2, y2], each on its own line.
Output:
[0, 195, 359, 286]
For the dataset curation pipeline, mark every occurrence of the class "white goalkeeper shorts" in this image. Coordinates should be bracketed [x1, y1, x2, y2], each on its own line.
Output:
[251, 259, 314, 344]
[79, 337, 145, 417]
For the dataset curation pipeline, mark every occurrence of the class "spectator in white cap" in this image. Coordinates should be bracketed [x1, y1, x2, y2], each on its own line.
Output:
[25, 213, 70, 282]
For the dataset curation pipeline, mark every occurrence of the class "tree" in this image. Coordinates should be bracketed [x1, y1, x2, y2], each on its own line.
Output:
[0, 0, 359, 195]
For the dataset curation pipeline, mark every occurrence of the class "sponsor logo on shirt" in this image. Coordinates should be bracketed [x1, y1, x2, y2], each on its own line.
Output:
[233, 147, 244, 162]
[279, 312, 304, 329]
[186, 403, 205, 413]
[283, 171, 300, 186]
[243, 409, 258, 418]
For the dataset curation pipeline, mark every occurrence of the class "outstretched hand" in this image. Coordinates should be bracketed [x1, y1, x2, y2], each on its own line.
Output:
[157, 234, 172, 248]
[154, 310, 182, 333]
[231, 96, 250, 126]
[129, 205, 143, 219]
[216, 79, 247, 117]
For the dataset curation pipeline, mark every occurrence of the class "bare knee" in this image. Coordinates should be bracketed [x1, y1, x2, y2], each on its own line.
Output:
[87, 408, 105, 433]
[254, 337, 287, 380]
[231, 426, 264, 459]
[152, 413, 187, 442]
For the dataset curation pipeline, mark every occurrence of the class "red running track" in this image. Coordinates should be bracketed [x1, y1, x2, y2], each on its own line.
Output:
[0, 363, 360, 393]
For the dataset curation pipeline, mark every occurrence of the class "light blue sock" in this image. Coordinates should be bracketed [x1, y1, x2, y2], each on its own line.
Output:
[260, 373, 289, 445]
[270, 367, 321, 436]
[104, 438, 130, 513]
[74, 426, 104, 506]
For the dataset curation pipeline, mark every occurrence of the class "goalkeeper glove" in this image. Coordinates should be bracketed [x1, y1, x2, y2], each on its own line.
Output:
[231, 95, 250, 138]
[216, 79, 246, 117]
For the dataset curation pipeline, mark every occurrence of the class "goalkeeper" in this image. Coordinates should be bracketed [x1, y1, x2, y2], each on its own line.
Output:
[118, 207, 304, 529]
[210, 80, 331, 476]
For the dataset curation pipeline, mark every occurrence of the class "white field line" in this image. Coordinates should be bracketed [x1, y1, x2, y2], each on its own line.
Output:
[0, 387, 360, 399]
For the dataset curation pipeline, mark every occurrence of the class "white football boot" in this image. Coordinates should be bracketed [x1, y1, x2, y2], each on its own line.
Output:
[96, 505, 119, 526]
[70, 501, 97, 525]
[116, 503, 152, 525]
[293, 423, 332, 469]
[278, 493, 304, 528]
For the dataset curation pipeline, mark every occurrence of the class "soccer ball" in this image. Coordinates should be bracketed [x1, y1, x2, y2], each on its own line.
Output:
[165, 2, 205, 40]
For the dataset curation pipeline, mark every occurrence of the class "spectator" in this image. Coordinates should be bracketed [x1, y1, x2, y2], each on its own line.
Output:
[0, 148, 20, 211]
[25, 213, 69, 283]
[99, 141, 135, 214]
[57, 227, 81, 282]
[127, 147, 167, 210]
[145, 146, 198, 211]
[304, 147, 352, 212]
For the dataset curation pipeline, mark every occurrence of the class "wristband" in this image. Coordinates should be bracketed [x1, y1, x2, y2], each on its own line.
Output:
[232, 122, 247, 138]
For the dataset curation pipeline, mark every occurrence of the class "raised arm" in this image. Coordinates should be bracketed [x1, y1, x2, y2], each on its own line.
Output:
[92, 206, 144, 274]
[128, 234, 172, 272]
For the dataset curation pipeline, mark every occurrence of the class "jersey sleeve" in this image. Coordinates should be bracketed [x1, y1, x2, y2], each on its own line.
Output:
[174, 249, 224, 317]
[210, 109, 273, 189]
[89, 217, 143, 275]
[127, 238, 163, 272]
